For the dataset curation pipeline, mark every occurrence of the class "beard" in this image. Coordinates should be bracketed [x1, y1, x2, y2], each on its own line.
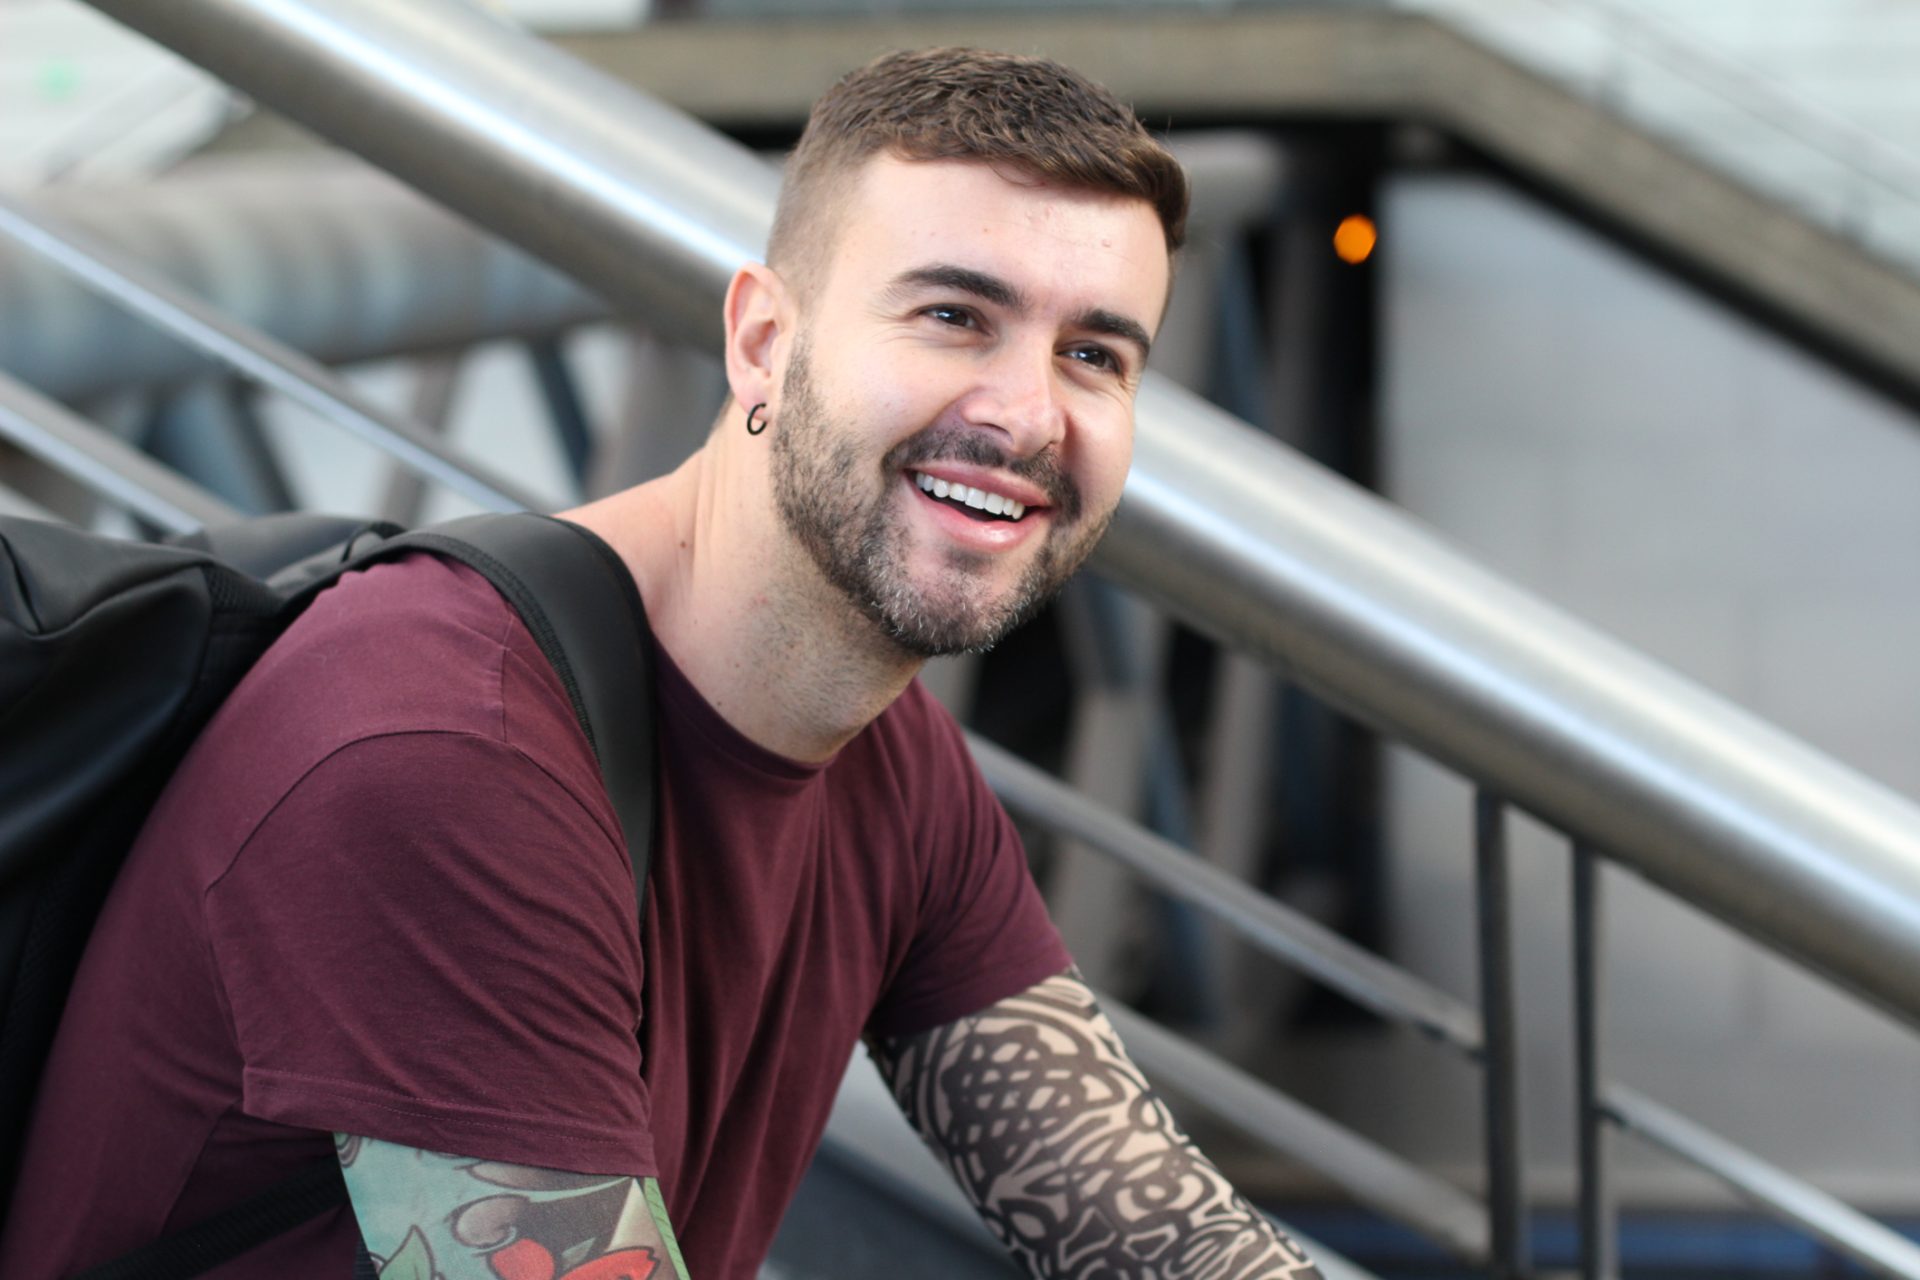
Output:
[770, 342, 1113, 658]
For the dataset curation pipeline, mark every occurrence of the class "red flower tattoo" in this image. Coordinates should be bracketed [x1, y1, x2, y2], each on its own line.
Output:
[489, 1238, 659, 1280]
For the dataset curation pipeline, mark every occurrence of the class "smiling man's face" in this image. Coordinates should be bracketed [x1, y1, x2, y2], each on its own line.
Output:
[768, 155, 1170, 656]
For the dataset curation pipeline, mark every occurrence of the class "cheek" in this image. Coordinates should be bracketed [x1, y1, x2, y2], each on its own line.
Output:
[830, 350, 946, 430]
[1079, 419, 1135, 508]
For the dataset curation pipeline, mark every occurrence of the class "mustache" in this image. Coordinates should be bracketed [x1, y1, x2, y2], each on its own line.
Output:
[884, 426, 1082, 522]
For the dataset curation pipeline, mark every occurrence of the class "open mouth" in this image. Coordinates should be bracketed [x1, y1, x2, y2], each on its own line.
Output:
[911, 470, 1030, 523]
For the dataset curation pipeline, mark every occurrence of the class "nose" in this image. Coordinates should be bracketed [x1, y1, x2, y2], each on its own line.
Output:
[964, 342, 1066, 458]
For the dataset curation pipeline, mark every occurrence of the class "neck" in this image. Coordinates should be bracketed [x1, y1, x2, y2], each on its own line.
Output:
[562, 440, 921, 764]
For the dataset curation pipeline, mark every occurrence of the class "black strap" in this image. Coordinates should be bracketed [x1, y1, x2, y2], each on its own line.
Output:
[369, 513, 658, 898]
[81, 513, 656, 1279]
[74, 1161, 348, 1280]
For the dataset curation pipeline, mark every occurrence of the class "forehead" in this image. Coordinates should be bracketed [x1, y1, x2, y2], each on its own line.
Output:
[820, 155, 1171, 332]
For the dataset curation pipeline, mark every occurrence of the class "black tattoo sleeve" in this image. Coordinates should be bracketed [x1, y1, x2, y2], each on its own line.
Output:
[869, 970, 1322, 1280]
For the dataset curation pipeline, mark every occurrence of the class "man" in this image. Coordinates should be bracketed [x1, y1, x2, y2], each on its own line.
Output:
[2, 47, 1322, 1280]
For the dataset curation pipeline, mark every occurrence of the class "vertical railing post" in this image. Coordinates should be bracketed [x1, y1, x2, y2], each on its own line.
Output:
[527, 335, 595, 492]
[1476, 790, 1530, 1278]
[1573, 841, 1618, 1280]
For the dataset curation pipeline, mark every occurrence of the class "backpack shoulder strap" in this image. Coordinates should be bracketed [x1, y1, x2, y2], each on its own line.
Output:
[76, 513, 658, 1280]
[74, 1160, 349, 1280]
[370, 512, 657, 905]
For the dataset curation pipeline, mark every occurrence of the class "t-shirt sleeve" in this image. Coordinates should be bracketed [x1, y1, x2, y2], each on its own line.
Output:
[204, 730, 655, 1177]
[866, 698, 1073, 1038]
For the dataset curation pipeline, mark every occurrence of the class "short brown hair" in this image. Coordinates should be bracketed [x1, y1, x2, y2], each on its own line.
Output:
[768, 47, 1188, 293]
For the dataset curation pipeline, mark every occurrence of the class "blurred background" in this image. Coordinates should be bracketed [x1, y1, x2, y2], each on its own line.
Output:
[7, 1, 1920, 1276]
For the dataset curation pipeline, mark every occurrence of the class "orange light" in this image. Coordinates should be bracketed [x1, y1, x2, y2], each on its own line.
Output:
[1333, 214, 1377, 265]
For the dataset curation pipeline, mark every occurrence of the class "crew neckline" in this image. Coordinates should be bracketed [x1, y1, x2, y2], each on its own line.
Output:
[651, 642, 834, 784]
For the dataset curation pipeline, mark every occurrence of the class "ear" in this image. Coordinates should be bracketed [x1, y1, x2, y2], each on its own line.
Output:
[722, 261, 792, 414]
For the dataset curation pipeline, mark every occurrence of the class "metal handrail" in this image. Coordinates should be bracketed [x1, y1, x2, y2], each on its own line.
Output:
[972, 734, 1481, 1054]
[0, 194, 545, 515]
[1102, 997, 1491, 1261]
[80, 0, 1920, 1039]
[80, 0, 777, 338]
[1019, 738, 1920, 1276]
[62, 0, 1920, 1270]
[1603, 1086, 1920, 1279]
[818, 1045, 1389, 1280]
[2, 157, 611, 402]
[0, 370, 239, 532]
[0, 134, 1274, 402]
[24, 374, 1911, 1274]
[0, 483, 60, 524]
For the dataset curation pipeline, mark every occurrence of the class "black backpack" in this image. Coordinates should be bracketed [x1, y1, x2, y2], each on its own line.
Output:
[0, 511, 659, 1278]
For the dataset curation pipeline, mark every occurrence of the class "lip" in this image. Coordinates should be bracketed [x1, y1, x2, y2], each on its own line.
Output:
[904, 463, 1051, 512]
[900, 472, 1049, 552]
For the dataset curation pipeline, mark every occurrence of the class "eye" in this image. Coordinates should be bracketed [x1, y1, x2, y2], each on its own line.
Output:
[921, 304, 979, 329]
[1065, 344, 1124, 376]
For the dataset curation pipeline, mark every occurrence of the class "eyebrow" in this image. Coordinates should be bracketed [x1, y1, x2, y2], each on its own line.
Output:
[1073, 307, 1153, 361]
[889, 263, 1153, 361]
[890, 264, 1026, 313]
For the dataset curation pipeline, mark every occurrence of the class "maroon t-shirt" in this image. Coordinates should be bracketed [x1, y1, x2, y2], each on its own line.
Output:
[1, 553, 1069, 1279]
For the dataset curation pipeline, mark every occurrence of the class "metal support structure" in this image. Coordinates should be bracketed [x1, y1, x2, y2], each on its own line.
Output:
[0, 484, 61, 524]
[1103, 997, 1491, 1265]
[1197, 655, 1282, 886]
[1, 159, 607, 403]
[0, 371, 239, 533]
[1474, 791, 1528, 1280]
[1606, 1087, 1920, 1279]
[527, 335, 595, 491]
[817, 1049, 1386, 1280]
[591, 329, 725, 497]
[82, 0, 1920, 1039]
[81, 0, 779, 337]
[380, 353, 466, 525]
[1572, 842, 1617, 1280]
[0, 195, 543, 515]
[139, 378, 298, 515]
[1048, 581, 1169, 993]
[973, 733, 1482, 1054]
[59, 2, 1920, 1271]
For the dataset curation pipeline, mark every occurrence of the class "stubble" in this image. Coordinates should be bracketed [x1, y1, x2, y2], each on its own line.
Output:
[769, 341, 1111, 658]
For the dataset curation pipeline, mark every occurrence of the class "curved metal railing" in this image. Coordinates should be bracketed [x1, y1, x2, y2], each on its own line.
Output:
[21, 0, 1920, 1274]
[85, 0, 1919, 1031]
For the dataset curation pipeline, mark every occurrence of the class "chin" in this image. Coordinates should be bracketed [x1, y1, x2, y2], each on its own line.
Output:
[868, 571, 1053, 659]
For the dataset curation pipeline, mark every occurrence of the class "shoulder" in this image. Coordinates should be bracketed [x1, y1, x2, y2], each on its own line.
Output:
[217, 727, 625, 898]
[164, 552, 606, 866]
[265, 551, 517, 730]
[244, 550, 588, 754]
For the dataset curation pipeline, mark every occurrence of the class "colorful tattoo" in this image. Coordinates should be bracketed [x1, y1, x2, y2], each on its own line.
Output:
[871, 971, 1323, 1280]
[642, 1178, 689, 1280]
[335, 1136, 682, 1280]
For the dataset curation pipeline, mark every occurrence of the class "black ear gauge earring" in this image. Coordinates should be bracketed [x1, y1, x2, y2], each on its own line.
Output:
[745, 402, 769, 435]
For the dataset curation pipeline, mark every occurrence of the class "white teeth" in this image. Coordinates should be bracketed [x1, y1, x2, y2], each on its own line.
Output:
[911, 471, 1028, 520]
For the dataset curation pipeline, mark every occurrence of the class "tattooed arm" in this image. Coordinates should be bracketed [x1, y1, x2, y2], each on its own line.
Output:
[869, 970, 1322, 1280]
[336, 1133, 688, 1280]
